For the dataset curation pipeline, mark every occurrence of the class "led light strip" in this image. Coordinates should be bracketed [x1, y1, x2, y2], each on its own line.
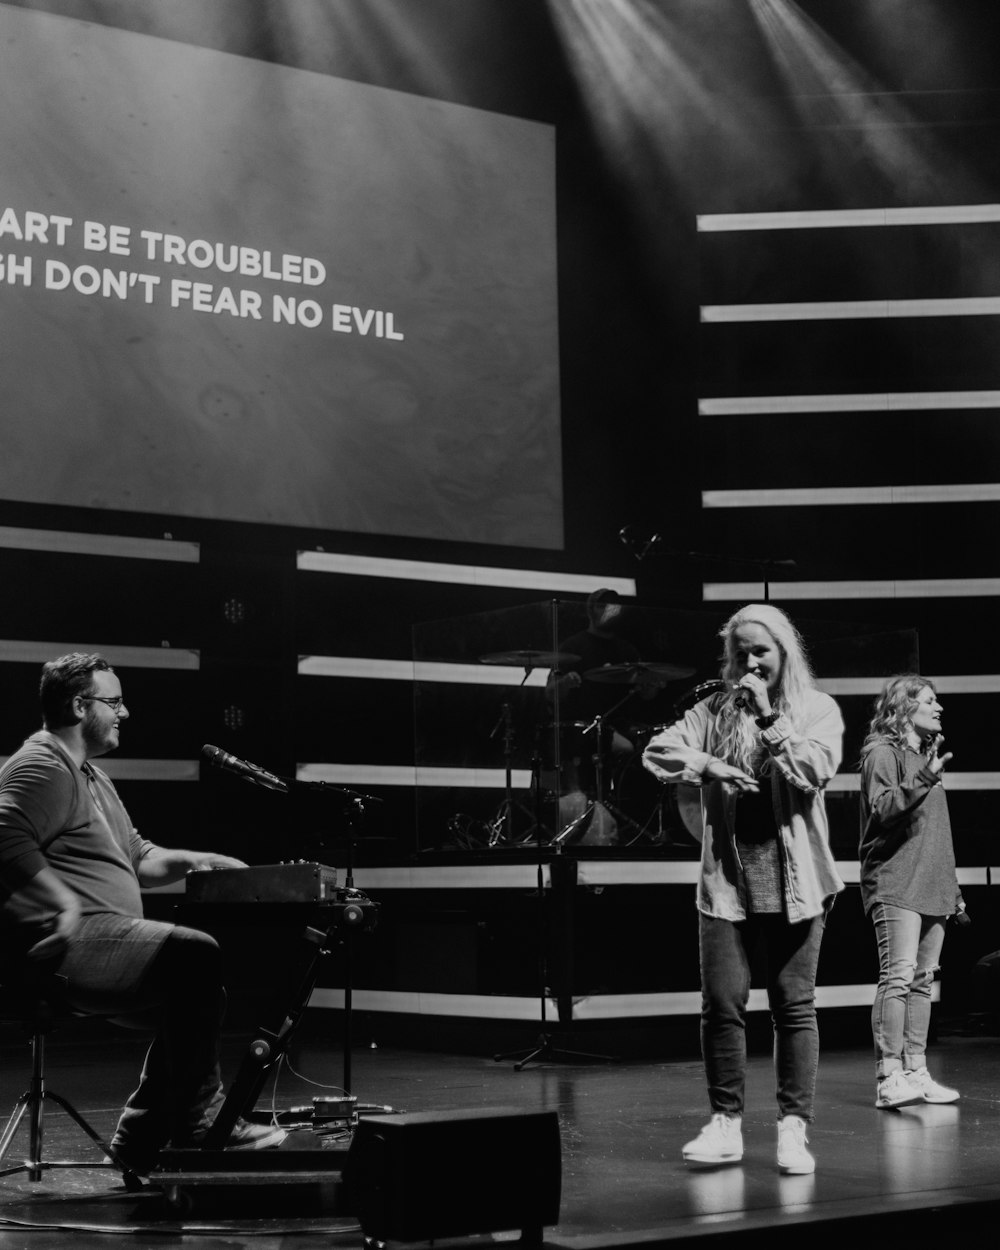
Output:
[308, 988, 554, 1019]
[296, 763, 534, 789]
[0, 757, 198, 781]
[297, 549, 636, 596]
[819, 675, 1000, 696]
[702, 484, 1000, 508]
[291, 763, 1000, 795]
[702, 296, 1000, 322]
[297, 656, 549, 686]
[828, 774, 1000, 793]
[699, 391, 1000, 415]
[0, 640, 200, 669]
[303, 663, 1000, 696]
[572, 984, 891, 1019]
[697, 204, 1000, 231]
[347, 864, 551, 891]
[0, 525, 199, 562]
[703, 578, 1000, 601]
[308, 984, 913, 1019]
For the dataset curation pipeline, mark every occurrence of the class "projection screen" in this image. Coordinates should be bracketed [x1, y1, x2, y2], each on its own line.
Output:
[0, 4, 563, 548]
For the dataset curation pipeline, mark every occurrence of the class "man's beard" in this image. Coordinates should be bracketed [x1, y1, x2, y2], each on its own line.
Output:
[81, 708, 117, 757]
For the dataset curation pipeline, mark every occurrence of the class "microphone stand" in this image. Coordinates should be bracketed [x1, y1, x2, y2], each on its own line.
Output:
[297, 781, 382, 1098]
[493, 602, 614, 1069]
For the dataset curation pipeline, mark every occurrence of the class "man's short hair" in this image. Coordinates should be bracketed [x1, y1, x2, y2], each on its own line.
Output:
[40, 653, 113, 730]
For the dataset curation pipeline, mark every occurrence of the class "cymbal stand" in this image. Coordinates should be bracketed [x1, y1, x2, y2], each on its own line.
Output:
[488, 666, 550, 847]
[551, 702, 647, 847]
[488, 700, 518, 846]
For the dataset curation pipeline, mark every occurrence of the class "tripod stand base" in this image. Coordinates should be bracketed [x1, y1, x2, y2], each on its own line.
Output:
[494, 1032, 616, 1071]
[553, 795, 652, 848]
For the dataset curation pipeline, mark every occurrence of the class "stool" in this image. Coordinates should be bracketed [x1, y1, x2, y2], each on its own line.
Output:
[0, 972, 119, 1183]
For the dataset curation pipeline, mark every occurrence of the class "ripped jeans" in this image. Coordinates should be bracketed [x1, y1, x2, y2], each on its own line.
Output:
[870, 903, 946, 1078]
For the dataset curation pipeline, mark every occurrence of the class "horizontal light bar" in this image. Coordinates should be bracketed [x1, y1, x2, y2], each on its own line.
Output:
[297, 550, 636, 596]
[931, 773, 1000, 791]
[0, 640, 200, 669]
[576, 861, 702, 887]
[296, 763, 533, 789]
[300, 663, 1000, 697]
[702, 296, 1000, 323]
[102, 759, 200, 781]
[564, 984, 887, 1020]
[924, 675, 1000, 693]
[297, 656, 549, 686]
[348, 864, 551, 891]
[700, 391, 1000, 416]
[0, 525, 199, 562]
[820, 675, 1000, 696]
[833, 866, 985, 888]
[297, 761, 1000, 794]
[309, 988, 553, 1019]
[322, 861, 994, 891]
[697, 204, 1000, 231]
[817, 678, 893, 696]
[703, 578, 1000, 601]
[957, 868, 992, 885]
[309, 985, 896, 1020]
[298, 656, 415, 680]
[0, 757, 198, 781]
[831, 773, 1000, 793]
[703, 484, 1000, 508]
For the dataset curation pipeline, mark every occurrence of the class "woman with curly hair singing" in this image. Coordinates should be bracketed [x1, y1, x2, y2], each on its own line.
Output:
[860, 675, 964, 1110]
[643, 603, 844, 1175]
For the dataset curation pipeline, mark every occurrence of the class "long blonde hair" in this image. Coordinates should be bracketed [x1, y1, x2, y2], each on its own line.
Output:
[713, 604, 816, 772]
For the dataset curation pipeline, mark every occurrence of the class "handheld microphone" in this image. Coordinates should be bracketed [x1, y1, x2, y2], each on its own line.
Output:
[732, 678, 762, 711]
[201, 744, 289, 794]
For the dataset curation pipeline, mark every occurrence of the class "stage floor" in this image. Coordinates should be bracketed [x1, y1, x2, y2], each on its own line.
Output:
[1, 1014, 999, 1248]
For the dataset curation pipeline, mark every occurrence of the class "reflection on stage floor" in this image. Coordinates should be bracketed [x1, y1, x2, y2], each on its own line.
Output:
[1, 1014, 998, 1248]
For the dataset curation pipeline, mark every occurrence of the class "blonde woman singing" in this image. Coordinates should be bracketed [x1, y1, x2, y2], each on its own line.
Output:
[644, 604, 843, 1175]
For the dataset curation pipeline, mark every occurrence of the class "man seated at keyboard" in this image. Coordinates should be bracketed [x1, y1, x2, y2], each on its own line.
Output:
[0, 652, 286, 1177]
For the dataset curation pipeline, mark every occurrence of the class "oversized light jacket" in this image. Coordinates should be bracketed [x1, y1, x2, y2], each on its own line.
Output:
[642, 688, 845, 923]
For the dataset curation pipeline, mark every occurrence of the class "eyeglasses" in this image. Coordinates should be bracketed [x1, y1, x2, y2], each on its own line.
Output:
[81, 695, 126, 712]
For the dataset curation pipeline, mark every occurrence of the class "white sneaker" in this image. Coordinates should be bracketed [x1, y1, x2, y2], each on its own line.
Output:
[875, 1069, 923, 1109]
[682, 1113, 743, 1165]
[776, 1115, 815, 1174]
[904, 1066, 960, 1104]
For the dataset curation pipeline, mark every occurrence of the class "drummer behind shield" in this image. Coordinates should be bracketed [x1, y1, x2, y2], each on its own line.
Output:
[547, 588, 655, 746]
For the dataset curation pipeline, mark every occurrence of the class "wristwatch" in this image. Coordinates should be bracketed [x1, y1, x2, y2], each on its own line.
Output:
[755, 710, 780, 729]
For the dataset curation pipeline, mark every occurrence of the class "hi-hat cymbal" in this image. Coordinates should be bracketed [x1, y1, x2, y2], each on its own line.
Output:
[584, 660, 696, 685]
[480, 649, 581, 669]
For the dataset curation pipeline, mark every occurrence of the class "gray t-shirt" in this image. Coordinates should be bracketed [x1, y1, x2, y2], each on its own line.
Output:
[859, 741, 960, 917]
[0, 731, 155, 923]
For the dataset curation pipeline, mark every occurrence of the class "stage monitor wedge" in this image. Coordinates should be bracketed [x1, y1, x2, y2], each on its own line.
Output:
[344, 1105, 562, 1242]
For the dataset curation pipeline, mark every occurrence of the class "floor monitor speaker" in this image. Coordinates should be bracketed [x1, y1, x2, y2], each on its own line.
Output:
[344, 1105, 561, 1243]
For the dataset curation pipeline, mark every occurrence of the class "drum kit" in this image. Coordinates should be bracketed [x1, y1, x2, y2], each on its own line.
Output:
[474, 648, 703, 848]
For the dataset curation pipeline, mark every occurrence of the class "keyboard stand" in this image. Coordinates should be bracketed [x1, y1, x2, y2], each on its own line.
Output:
[153, 892, 377, 1204]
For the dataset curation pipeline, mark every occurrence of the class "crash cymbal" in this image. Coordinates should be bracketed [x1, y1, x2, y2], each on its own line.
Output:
[480, 649, 582, 669]
[584, 660, 696, 685]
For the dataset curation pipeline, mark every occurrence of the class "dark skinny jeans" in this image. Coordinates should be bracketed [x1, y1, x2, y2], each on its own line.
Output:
[698, 907, 828, 1122]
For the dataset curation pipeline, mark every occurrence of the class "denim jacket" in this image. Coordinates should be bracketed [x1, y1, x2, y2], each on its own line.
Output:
[643, 688, 845, 923]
